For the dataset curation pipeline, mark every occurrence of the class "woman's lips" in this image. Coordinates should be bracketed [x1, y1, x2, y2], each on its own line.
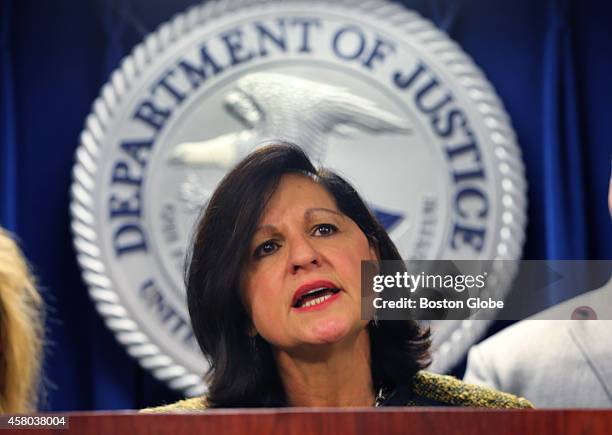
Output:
[292, 290, 341, 312]
[291, 279, 341, 309]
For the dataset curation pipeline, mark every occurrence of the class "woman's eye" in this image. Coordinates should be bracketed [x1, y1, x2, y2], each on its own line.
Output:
[312, 223, 338, 237]
[254, 240, 280, 258]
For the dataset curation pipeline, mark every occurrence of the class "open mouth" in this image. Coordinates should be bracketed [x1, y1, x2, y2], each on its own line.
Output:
[293, 287, 341, 309]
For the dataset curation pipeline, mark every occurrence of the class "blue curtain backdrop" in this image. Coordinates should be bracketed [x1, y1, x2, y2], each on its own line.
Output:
[1, 0, 611, 411]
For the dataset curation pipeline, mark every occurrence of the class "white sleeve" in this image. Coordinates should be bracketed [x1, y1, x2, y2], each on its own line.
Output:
[463, 343, 502, 391]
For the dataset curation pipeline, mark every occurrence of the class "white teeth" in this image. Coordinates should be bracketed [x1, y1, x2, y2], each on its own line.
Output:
[303, 287, 328, 297]
[301, 293, 333, 308]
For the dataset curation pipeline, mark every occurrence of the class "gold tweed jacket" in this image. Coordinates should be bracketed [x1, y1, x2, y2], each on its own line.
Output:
[142, 371, 533, 412]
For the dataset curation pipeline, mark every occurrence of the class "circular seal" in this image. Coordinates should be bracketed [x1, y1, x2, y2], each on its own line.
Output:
[71, 0, 527, 395]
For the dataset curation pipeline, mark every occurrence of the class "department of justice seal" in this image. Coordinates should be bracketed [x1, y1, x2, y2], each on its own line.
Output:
[71, 0, 527, 395]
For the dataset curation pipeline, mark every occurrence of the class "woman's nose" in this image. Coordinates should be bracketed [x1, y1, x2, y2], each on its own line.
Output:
[288, 235, 321, 274]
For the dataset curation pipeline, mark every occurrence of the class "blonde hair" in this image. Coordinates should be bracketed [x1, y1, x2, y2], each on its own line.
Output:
[0, 228, 43, 413]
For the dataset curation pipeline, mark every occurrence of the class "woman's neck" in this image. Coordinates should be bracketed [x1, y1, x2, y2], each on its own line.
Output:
[275, 328, 375, 407]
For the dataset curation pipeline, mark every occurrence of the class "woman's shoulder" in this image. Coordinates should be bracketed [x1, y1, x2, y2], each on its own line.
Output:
[140, 396, 208, 413]
[140, 371, 533, 411]
[409, 371, 533, 408]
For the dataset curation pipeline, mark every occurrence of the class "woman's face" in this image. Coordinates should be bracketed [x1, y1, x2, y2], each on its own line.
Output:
[241, 173, 378, 350]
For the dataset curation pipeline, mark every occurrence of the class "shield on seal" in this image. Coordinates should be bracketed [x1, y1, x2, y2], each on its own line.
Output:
[71, 0, 527, 396]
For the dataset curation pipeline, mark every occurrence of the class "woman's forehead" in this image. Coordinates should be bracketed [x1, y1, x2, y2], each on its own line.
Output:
[264, 173, 338, 214]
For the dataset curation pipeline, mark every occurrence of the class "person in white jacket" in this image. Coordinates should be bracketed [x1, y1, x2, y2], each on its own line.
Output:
[463, 174, 612, 408]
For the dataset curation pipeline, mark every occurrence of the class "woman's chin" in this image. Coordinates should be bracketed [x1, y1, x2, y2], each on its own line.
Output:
[305, 317, 356, 344]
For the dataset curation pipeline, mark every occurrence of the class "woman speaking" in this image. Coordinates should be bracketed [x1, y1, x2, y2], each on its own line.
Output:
[147, 144, 531, 410]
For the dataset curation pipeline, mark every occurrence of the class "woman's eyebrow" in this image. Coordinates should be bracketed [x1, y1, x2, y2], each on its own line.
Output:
[254, 224, 277, 235]
[304, 207, 344, 219]
[254, 208, 344, 234]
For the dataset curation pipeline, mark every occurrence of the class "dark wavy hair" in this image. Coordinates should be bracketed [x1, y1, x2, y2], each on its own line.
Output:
[186, 143, 430, 407]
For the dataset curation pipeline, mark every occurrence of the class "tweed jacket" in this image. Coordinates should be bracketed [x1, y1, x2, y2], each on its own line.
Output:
[142, 371, 532, 412]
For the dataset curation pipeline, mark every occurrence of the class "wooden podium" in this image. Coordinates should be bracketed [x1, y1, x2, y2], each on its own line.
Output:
[9, 409, 612, 435]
